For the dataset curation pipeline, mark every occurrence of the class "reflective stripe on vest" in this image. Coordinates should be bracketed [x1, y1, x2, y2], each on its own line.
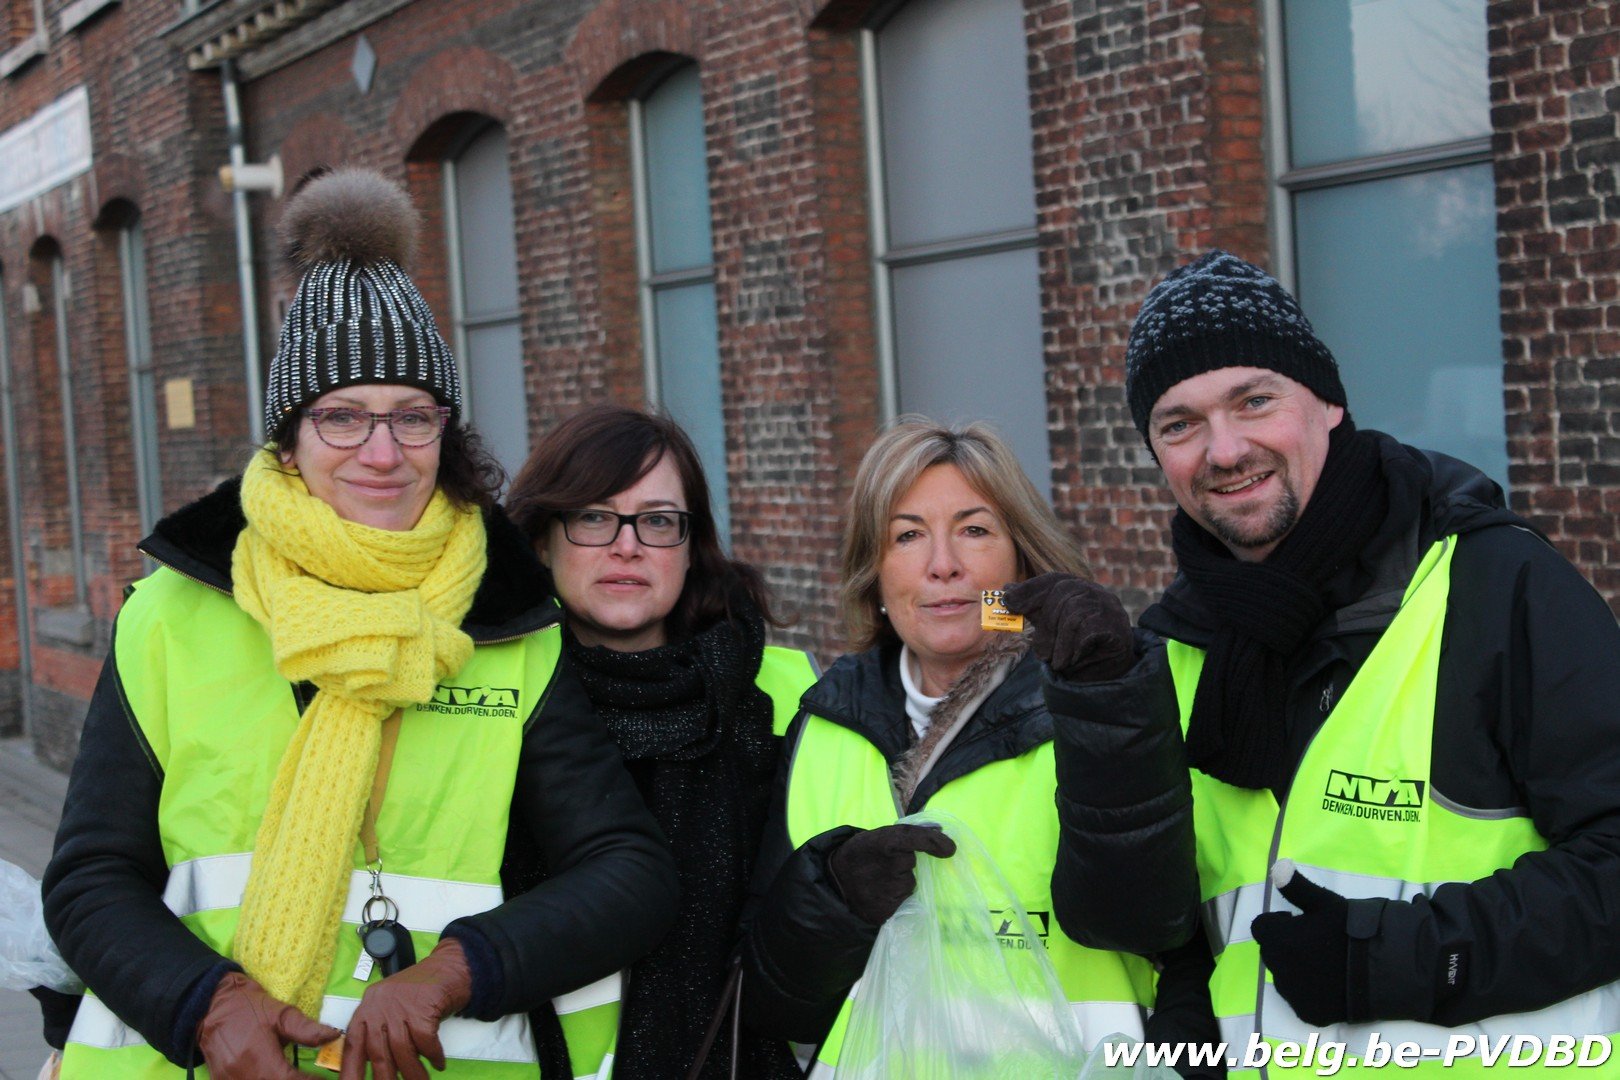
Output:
[1169, 537, 1620, 1073]
[555, 973, 623, 1080]
[161, 854, 504, 928]
[784, 711, 1155, 1070]
[68, 990, 540, 1063]
[61, 567, 569, 1078]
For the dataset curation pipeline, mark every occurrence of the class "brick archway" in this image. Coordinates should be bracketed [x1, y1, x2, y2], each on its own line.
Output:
[564, 0, 705, 101]
[388, 45, 517, 153]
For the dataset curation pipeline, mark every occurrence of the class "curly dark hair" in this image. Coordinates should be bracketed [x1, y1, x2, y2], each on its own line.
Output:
[269, 410, 506, 511]
[506, 404, 777, 639]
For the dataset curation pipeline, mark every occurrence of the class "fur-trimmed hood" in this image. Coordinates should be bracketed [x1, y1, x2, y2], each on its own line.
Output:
[138, 476, 559, 642]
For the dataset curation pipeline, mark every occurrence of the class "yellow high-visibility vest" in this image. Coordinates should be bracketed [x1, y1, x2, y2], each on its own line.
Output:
[784, 697, 1156, 1073]
[1170, 537, 1620, 1075]
[61, 566, 604, 1078]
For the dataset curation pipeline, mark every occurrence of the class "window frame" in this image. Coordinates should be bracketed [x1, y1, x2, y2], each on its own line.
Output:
[49, 252, 87, 608]
[625, 60, 732, 542]
[1262, 0, 1494, 291]
[627, 66, 720, 408]
[118, 220, 163, 539]
[858, 20, 1041, 424]
[441, 119, 526, 432]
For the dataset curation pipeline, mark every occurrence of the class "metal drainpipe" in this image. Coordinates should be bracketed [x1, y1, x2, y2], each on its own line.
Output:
[221, 59, 265, 445]
[0, 279, 34, 739]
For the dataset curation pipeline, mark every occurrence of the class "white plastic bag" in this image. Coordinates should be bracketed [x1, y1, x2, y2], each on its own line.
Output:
[0, 859, 81, 993]
[836, 812, 1176, 1079]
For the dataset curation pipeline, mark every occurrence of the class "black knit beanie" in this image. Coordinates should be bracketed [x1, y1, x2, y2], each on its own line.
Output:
[1125, 250, 1345, 440]
[263, 168, 461, 437]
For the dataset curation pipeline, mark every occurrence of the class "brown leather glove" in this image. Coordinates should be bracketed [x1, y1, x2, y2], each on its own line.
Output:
[340, 937, 473, 1080]
[828, 824, 958, 926]
[197, 972, 341, 1080]
[1002, 573, 1136, 683]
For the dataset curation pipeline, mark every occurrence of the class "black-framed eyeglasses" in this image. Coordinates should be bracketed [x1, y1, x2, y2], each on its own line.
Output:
[304, 406, 451, 449]
[559, 509, 692, 548]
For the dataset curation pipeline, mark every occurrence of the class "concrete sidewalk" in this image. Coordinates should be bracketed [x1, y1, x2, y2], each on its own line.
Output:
[0, 738, 67, 1080]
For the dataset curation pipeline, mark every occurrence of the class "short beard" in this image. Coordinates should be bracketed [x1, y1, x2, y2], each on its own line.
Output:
[1205, 481, 1300, 554]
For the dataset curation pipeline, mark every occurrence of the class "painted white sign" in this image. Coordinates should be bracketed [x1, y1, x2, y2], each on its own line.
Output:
[0, 86, 92, 214]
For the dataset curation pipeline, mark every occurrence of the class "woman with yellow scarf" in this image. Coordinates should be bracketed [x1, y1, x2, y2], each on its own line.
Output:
[42, 169, 678, 1079]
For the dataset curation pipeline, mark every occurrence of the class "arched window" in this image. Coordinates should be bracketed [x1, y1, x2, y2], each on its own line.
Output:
[631, 62, 730, 540]
[30, 243, 87, 613]
[863, 0, 1049, 493]
[115, 216, 162, 536]
[444, 122, 529, 480]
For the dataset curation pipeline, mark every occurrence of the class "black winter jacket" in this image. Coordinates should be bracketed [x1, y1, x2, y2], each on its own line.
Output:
[1045, 434, 1620, 1028]
[42, 479, 679, 1067]
[738, 644, 1201, 1053]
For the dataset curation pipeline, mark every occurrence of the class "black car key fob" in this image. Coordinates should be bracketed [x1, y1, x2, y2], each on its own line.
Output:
[359, 918, 416, 976]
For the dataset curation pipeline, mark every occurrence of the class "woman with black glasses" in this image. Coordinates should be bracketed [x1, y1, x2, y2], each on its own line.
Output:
[505, 405, 815, 1080]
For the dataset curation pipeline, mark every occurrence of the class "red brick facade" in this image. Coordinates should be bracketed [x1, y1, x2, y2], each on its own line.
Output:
[1489, 0, 1620, 606]
[0, 0, 1615, 766]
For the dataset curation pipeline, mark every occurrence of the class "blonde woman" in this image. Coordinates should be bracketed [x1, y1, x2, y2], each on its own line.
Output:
[738, 418, 1165, 1075]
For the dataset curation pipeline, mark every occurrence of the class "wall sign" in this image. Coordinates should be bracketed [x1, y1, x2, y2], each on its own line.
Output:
[0, 86, 92, 214]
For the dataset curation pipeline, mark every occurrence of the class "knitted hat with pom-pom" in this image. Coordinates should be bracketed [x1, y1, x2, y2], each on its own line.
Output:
[264, 168, 461, 436]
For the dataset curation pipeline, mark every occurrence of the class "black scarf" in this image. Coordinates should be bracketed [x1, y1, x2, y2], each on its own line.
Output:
[562, 605, 802, 1080]
[1170, 420, 1388, 791]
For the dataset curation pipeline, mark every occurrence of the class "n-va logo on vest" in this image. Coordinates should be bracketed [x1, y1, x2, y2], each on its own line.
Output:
[991, 909, 1051, 950]
[419, 685, 521, 718]
[1321, 769, 1425, 823]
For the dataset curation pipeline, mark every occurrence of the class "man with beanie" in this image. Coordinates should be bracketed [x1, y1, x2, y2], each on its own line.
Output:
[1006, 250, 1620, 1071]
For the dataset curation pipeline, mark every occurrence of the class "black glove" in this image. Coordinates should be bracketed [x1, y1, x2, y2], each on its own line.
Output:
[29, 986, 81, 1051]
[1250, 861, 1357, 1026]
[827, 824, 957, 926]
[1002, 573, 1136, 683]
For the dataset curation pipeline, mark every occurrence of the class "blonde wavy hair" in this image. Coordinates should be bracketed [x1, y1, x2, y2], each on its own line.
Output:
[839, 417, 1091, 651]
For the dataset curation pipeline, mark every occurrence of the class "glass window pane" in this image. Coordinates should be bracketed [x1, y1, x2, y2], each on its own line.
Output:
[463, 320, 528, 481]
[453, 126, 520, 317]
[653, 282, 730, 538]
[643, 65, 715, 275]
[1284, 0, 1489, 168]
[890, 246, 1050, 495]
[877, 0, 1038, 249]
[1293, 164, 1505, 488]
[119, 223, 162, 537]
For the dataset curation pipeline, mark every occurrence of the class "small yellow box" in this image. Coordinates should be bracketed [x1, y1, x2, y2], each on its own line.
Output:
[315, 1035, 344, 1072]
[981, 589, 1024, 632]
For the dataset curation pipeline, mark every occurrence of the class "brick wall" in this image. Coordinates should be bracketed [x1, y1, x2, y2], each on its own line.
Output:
[2, 0, 1617, 764]
[235, 0, 1271, 651]
[1030, 0, 1268, 614]
[1490, 0, 1620, 615]
[0, 0, 246, 757]
[239, 0, 878, 656]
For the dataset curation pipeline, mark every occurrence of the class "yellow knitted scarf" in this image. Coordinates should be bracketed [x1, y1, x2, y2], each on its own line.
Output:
[229, 449, 487, 1018]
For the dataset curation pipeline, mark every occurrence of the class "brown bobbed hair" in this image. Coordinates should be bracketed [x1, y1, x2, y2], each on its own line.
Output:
[839, 416, 1091, 651]
[505, 404, 777, 640]
[270, 409, 506, 511]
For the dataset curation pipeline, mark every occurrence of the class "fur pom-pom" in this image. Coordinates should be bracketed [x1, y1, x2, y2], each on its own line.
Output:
[279, 168, 419, 271]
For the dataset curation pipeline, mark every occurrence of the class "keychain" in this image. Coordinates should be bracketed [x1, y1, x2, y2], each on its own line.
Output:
[354, 713, 414, 980]
[356, 862, 416, 977]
